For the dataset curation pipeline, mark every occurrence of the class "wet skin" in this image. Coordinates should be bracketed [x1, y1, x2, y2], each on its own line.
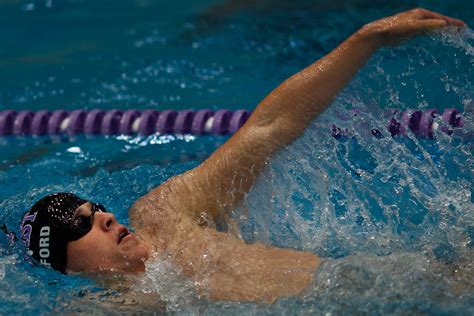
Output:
[66, 203, 149, 274]
[65, 8, 466, 303]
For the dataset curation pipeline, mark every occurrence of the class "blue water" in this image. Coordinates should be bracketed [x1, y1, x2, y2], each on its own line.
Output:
[1, 0, 473, 314]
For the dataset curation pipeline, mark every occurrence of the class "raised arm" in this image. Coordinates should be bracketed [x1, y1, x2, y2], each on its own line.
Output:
[143, 9, 465, 222]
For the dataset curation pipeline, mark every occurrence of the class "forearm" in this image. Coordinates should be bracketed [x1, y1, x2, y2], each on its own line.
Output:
[249, 27, 381, 145]
[249, 6, 467, 145]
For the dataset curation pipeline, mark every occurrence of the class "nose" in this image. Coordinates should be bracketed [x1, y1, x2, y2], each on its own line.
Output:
[95, 212, 117, 232]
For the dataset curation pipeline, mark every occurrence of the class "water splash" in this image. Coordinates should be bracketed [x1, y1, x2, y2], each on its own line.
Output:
[97, 27, 474, 314]
[224, 28, 474, 314]
[1, 20, 473, 316]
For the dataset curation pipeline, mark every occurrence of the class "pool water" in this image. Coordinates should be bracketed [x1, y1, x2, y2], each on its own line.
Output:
[1, 0, 473, 314]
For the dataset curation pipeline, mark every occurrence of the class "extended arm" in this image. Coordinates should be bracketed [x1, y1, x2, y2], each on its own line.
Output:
[129, 8, 464, 303]
[172, 30, 377, 219]
[158, 9, 464, 221]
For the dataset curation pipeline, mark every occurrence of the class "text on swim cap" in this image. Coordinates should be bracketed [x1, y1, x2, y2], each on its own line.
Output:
[39, 226, 51, 267]
[20, 212, 37, 248]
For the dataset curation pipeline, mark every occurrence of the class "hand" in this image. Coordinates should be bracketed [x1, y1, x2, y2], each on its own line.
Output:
[360, 8, 466, 46]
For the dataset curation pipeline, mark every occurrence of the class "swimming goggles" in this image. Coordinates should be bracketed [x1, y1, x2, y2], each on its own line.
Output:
[68, 202, 107, 241]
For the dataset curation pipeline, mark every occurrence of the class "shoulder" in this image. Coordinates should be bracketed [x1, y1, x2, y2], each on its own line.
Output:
[128, 175, 197, 250]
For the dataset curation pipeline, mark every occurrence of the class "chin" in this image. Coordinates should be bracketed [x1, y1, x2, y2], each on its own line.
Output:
[134, 241, 149, 260]
[125, 247, 149, 273]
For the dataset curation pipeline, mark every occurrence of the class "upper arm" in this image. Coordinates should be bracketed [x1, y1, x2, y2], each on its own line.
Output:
[169, 119, 283, 221]
[135, 104, 293, 224]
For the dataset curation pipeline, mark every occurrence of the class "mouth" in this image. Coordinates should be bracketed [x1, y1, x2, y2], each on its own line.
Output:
[118, 226, 130, 244]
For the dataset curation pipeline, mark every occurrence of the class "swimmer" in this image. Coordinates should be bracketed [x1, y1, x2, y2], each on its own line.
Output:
[19, 8, 466, 303]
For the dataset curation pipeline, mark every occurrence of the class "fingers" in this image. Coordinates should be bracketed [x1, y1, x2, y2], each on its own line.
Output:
[415, 18, 447, 31]
[366, 8, 467, 47]
[411, 8, 466, 27]
[394, 19, 448, 40]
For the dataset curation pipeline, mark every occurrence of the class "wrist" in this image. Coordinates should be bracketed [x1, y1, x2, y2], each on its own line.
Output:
[353, 24, 385, 50]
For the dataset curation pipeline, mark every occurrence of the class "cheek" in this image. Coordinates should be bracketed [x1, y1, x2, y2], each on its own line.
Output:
[67, 241, 97, 271]
[93, 236, 121, 261]
[67, 232, 117, 271]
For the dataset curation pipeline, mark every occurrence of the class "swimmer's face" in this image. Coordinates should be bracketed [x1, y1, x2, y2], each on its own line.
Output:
[66, 202, 149, 274]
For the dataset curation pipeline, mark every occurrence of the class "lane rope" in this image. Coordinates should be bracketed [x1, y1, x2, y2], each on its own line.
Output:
[0, 108, 464, 138]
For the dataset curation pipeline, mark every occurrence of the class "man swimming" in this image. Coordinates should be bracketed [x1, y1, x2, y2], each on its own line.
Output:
[19, 8, 466, 303]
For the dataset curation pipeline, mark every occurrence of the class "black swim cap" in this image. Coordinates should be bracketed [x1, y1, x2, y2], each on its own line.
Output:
[19, 192, 94, 273]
